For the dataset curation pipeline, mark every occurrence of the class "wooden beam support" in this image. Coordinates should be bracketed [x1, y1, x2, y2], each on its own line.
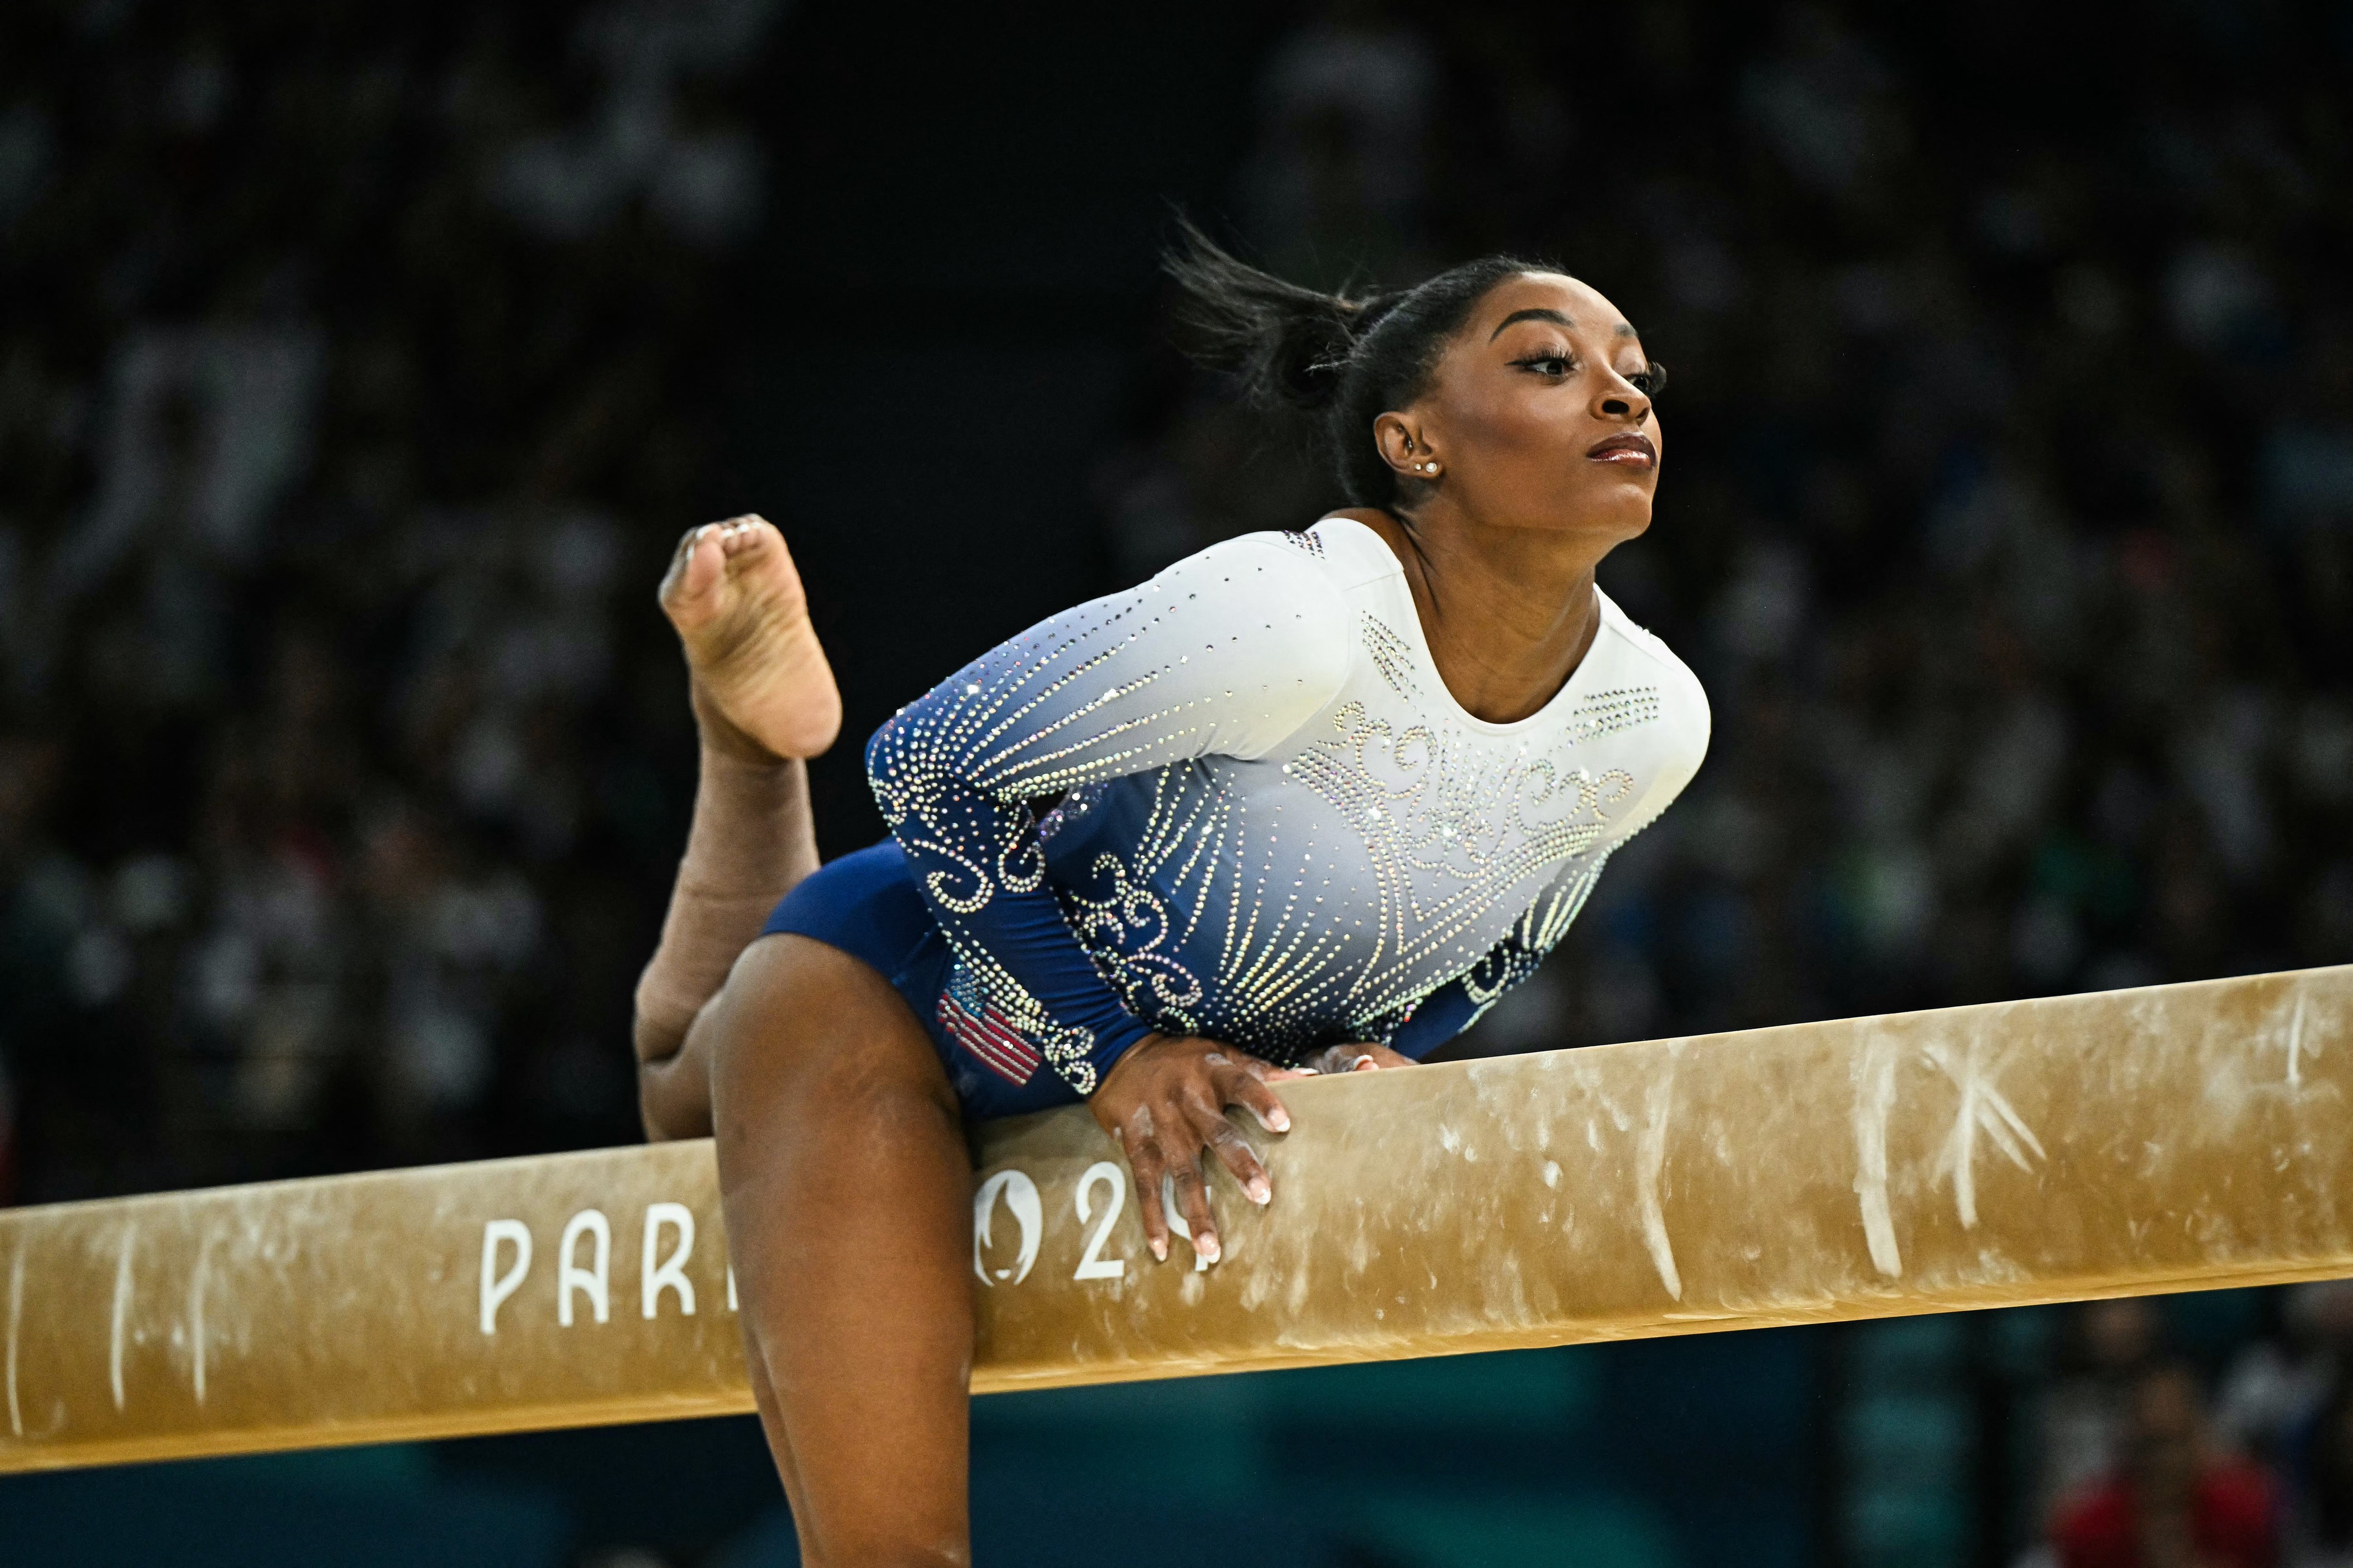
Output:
[4, 967, 2351, 1473]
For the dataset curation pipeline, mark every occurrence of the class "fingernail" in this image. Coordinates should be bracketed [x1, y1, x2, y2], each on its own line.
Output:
[1198, 1234, 1221, 1263]
[1248, 1177, 1270, 1205]
[1352, 1055, 1377, 1072]
[1151, 1238, 1167, 1262]
[1268, 1110, 1291, 1132]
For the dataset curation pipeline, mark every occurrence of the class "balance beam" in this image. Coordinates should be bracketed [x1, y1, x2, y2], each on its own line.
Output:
[4, 966, 2349, 1473]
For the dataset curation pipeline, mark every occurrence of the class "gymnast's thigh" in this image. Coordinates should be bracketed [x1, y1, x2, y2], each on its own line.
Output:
[695, 932, 960, 1132]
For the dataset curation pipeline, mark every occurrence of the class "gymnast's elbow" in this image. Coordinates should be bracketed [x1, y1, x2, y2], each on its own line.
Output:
[862, 704, 926, 813]
[864, 705, 982, 830]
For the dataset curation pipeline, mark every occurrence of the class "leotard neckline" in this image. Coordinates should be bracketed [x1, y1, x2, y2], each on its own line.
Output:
[1311, 513, 1617, 740]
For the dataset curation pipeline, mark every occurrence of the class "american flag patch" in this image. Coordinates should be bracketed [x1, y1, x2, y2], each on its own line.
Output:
[938, 970, 1042, 1086]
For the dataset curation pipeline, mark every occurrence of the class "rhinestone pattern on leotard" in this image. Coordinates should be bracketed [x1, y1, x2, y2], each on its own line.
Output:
[866, 518, 1710, 1092]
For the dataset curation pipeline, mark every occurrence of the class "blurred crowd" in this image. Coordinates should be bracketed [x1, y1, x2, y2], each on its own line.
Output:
[1978, 1286, 2353, 1568]
[1099, 2, 2353, 1062]
[1085, 5, 2353, 1563]
[2, 0, 2351, 1562]
[0, 0, 779, 1199]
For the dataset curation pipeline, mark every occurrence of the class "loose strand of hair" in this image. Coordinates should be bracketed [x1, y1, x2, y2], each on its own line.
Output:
[1163, 215, 1366, 413]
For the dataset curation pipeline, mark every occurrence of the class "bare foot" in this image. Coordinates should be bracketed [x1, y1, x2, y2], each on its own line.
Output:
[660, 515, 842, 760]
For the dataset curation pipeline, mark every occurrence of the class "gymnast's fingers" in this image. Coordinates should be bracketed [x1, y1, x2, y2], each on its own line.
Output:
[1190, 1097, 1271, 1206]
[1215, 1060, 1291, 1134]
[1121, 1118, 1171, 1263]
[1167, 1146, 1219, 1264]
[1304, 1042, 1414, 1076]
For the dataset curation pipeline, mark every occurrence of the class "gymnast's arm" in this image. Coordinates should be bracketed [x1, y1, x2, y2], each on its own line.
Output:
[866, 533, 1351, 1257]
[865, 533, 1352, 1091]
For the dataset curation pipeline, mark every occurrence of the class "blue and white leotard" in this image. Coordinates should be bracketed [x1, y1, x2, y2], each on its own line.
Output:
[765, 516, 1709, 1119]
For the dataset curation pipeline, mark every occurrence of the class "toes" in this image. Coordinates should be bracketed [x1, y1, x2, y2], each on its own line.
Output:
[659, 525, 724, 615]
[665, 522, 716, 575]
[678, 528, 726, 601]
[716, 515, 772, 559]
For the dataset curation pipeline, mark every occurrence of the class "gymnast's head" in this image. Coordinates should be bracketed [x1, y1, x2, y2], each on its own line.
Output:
[1166, 220, 1664, 554]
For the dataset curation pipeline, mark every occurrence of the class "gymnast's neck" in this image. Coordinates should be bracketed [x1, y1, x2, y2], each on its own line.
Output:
[1328, 504, 1617, 728]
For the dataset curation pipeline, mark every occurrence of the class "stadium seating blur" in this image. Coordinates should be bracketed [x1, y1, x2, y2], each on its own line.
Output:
[4, 2, 2347, 1563]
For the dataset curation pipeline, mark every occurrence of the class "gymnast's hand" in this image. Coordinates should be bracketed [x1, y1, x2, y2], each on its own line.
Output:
[1092, 1034, 1292, 1266]
[1278, 1042, 1418, 1077]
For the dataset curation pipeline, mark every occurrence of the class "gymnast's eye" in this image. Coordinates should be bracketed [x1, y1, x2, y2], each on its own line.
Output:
[1625, 362, 1668, 398]
[1511, 348, 1578, 379]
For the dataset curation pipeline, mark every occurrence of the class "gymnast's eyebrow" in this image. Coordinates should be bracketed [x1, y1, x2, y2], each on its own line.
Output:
[1489, 308, 1573, 340]
[1488, 308, 1643, 341]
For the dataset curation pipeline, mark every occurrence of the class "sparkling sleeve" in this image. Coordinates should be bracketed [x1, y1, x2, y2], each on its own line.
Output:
[865, 534, 1352, 1095]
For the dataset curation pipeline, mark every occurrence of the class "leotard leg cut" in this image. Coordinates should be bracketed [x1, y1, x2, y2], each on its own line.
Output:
[762, 839, 1089, 1121]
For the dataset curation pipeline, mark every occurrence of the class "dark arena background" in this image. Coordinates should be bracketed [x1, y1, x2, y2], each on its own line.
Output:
[4, 2, 2352, 1565]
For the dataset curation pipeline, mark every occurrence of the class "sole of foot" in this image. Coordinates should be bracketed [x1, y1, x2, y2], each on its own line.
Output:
[660, 515, 843, 761]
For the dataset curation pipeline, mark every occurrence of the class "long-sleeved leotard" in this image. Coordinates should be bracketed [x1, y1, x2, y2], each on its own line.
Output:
[865, 515, 1709, 1099]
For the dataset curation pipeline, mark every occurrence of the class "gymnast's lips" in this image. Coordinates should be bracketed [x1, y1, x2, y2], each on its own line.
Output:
[1586, 432, 1657, 468]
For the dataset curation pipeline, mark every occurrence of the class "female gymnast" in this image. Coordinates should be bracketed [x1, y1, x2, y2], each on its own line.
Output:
[631, 228, 1709, 1564]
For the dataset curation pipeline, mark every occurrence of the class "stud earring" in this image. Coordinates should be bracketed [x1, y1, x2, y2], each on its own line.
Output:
[1422, 462, 1438, 473]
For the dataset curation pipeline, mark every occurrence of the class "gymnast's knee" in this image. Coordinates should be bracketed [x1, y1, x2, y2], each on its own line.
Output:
[702, 939, 961, 1149]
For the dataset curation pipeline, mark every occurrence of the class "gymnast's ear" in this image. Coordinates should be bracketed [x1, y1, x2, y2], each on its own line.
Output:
[1374, 413, 1439, 481]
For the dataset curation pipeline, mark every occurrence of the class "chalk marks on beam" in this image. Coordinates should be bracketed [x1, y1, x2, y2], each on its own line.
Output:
[186, 1232, 212, 1407]
[5, 1245, 21, 1438]
[1926, 1036, 2045, 1232]
[1635, 1047, 1683, 1302]
[2285, 992, 2312, 1090]
[108, 1227, 134, 1412]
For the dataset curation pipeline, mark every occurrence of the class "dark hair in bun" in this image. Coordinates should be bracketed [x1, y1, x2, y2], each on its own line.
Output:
[1164, 217, 1554, 513]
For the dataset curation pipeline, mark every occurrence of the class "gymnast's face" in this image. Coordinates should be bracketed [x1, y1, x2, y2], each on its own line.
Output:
[1378, 272, 1662, 549]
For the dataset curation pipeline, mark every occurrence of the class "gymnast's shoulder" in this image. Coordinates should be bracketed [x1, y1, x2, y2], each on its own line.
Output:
[1591, 586, 1712, 770]
[1150, 516, 1397, 595]
[1137, 522, 1362, 675]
